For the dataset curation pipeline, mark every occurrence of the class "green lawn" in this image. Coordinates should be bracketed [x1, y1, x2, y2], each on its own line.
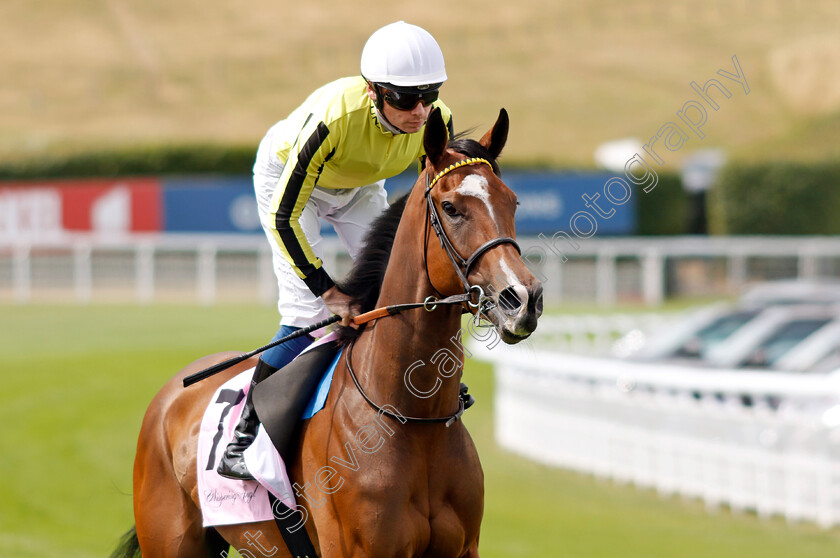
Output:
[0, 304, 838, 557]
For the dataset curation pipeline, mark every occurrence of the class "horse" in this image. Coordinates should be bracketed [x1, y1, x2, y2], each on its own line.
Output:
[116, 107, 543, 558]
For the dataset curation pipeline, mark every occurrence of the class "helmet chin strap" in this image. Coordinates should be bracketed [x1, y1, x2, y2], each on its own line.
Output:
[365, 79, 408, 135]
[374, 106, 407, 135]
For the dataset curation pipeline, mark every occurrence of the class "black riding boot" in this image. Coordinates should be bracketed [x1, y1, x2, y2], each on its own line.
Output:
[216, 359, 278, 480]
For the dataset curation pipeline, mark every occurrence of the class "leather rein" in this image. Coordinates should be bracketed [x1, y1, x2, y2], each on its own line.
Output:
[345, 157, 521, 426]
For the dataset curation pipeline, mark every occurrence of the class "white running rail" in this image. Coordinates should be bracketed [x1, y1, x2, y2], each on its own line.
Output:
[4, 234, 840, 305]
[472, 342, 840, 527]
[528, 314, 670, 354]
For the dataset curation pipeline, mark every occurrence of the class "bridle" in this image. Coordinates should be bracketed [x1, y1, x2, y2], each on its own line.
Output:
[423, 157, 521, 305]
[344, 156, 523, 427]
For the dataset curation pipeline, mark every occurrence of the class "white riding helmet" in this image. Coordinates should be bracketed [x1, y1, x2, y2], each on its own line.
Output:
[360, 21, 447, 92]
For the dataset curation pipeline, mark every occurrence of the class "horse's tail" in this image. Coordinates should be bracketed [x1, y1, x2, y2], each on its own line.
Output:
[109, 525, 141, 558]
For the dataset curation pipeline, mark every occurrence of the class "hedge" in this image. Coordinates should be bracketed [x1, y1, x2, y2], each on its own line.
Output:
[635, 171, 689, 235]
[0, 144, 257, 180]
[709, 161, 840, 235]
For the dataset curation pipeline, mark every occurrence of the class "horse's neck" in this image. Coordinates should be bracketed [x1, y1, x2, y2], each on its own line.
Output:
[351, 198, 465, 419]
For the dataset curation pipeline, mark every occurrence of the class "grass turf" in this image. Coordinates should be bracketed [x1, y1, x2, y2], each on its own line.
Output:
[0, 304, 838, 557]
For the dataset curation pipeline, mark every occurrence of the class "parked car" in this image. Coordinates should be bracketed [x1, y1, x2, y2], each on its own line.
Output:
[738, 280, 840, 307]
[705, 304, 840, 368]
[773, 319, 840, 372]
[623, 303, 762, 361]
[613, 280, 840, 367]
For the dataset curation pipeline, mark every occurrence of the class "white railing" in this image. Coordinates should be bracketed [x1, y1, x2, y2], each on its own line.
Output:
[0, 234, 352, 305]
[2, 234, 840, 305]
[518, 234, 840, 306]
[473, 342, 840, 528]
[529, 313, 670, 354]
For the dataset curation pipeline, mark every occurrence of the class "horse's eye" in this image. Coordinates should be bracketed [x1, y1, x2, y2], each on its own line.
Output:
[441, 201, 459, 217]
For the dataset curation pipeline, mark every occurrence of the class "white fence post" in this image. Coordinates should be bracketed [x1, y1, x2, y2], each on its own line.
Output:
[136, 243, 155, 304]
[596, 248, 617, 307]
[12, 244, 31, 303]
[73, 243, 92, 303]
[197, 244, 217, 306]
[258, 245, 276, 307]
[547, 251, 563, 305]
[798, 246, 818, 280]
[642, 248, 664, 307]
[728, 251, 747, 293]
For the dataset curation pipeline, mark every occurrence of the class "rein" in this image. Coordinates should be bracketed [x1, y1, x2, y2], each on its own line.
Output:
[344, 340, 467, 427]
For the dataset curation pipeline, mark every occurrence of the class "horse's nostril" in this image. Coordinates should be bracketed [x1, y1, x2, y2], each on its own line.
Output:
[533, 292, 544, 316]
[528, 284, 544, 317]
[498, 286, 524, 316]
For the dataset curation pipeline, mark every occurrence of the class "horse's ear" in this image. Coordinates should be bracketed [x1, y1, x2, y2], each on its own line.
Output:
[423, 107, 447, 168]
[479, 108, 509, 160]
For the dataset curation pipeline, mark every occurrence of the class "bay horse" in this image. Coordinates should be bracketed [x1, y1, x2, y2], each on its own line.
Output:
[118, 107, 542, 557]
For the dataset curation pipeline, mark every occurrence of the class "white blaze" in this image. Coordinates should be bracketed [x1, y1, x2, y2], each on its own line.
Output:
[457, 174, 494, 221]
[499, 257, 521, 287]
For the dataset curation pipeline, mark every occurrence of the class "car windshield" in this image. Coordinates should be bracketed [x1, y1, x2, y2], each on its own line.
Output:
[674, 310, 760, 357]
[742, 318, 832, 367]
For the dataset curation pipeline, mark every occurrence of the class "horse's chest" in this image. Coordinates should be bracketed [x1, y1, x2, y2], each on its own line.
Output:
[305, 403, 483, 555]
[331, 444, 483, 556]
[347, 483, 480, 557]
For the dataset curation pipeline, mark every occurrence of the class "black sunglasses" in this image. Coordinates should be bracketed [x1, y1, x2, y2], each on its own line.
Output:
[379, 87, 439, 111]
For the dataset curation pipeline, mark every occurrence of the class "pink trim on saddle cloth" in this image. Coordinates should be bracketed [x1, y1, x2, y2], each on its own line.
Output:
[304, 329, 339, 351]
[196, 369, 290, 527]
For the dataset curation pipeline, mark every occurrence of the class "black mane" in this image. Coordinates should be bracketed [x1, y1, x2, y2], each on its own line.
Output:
[333, 136, 499, 343]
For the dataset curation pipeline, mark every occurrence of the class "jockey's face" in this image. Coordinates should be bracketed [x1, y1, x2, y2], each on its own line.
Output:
[367, 84, 434, 134]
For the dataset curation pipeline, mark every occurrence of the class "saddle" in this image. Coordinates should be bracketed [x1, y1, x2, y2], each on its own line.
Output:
[252, 339, 341, 465]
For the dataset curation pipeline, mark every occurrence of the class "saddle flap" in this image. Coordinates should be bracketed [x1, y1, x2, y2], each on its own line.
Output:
[252, 340, 340, 462]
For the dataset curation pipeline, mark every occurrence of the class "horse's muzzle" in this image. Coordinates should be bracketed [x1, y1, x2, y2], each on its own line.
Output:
[492, 282, 543, 344]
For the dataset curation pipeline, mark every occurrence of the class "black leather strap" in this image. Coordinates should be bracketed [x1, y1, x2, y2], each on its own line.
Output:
[344, 341, 466, 427]
[267, 493, 318, 558]
[463, 236, 520, 275]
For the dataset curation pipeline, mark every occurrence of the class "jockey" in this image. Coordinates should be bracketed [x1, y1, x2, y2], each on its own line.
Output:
[218, 21, 453, 480]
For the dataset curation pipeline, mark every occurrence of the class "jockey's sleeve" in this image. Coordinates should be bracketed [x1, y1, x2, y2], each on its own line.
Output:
[267, 114, 339, 297]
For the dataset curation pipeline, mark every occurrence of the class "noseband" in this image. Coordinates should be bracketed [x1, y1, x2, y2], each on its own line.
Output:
[424, 157, 521, 298]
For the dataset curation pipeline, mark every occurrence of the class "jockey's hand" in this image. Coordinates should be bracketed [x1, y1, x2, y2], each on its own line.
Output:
[322, 286, 361, 328]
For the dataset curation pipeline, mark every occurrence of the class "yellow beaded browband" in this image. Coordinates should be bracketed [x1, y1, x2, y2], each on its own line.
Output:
[425, 157, 494, 191]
